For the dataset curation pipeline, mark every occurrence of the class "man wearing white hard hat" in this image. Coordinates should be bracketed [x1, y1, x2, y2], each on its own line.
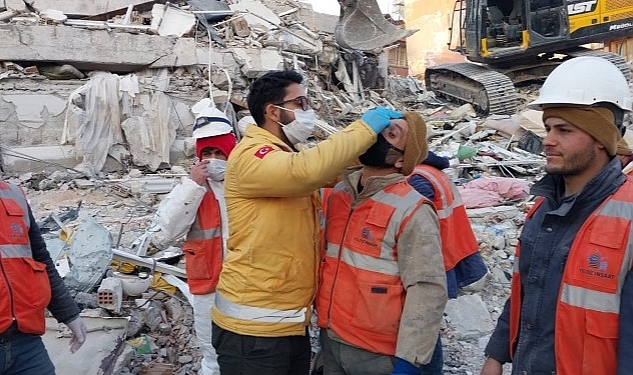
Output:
[156, 106, 236, 375]
[481, 56, 633, 375]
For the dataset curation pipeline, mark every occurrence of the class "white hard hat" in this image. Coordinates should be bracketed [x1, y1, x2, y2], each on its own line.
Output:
[237, 115, 255, 137]
[192, 106, 234, 139]
[528, 56, 633, 111]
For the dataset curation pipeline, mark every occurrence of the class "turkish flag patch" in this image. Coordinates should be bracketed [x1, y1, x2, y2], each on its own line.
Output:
[254, 146, 274, 159]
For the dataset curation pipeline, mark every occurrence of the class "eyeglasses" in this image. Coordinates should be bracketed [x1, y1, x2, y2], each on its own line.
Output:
[273, 96, 311, 111]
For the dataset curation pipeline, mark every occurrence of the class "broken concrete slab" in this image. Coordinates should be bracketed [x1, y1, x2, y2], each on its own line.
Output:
[230, 47, 284, 78]
[0, 25, 197, 71]
[2, 94, 67, 128]
[28, 0, 157, 18]
[150, 38, 198, 69]
[3, 0, 25, 11]
[151, 4, 196, 37]
[1, 145, 80, 173]
[444, 294, 494, 340]
[229, 1, 281, 31]
[297, 6, 338, 34]
[42, 315, 128, 375]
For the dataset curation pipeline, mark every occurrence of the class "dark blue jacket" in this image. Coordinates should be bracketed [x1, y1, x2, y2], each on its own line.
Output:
[30, 206, 80, 325]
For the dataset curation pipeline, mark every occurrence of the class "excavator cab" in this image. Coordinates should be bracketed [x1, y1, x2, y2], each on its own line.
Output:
[335, 0, 417, 51]
[450, 0, 570, 64]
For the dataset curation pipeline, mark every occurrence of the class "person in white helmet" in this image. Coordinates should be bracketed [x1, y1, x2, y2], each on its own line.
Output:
[155, 106, 237, 375]
[481, 56, 633, 375]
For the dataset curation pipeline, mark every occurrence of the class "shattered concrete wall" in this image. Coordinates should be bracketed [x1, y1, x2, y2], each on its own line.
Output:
[0, 79, 79, 147]
[0, 0, 421, 175]
[0, 25, 198, 71]
[0, 73, 208, 173]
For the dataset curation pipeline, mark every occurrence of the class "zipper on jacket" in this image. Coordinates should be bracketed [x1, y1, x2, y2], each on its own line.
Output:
[326, 199, 355, 329]
[0, 255, 17, 322]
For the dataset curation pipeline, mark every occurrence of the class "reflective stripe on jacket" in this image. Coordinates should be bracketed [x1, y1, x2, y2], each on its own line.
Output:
[317, 180, 429, 355]
[510, 180, 633, 374]
[212, 121, 376, 337]
[0, 181, 51, 334]
[182, 188, 223, 295]
[410, 165, 479, 271]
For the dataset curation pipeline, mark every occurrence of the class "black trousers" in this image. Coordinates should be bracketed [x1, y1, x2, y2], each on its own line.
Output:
[212, 322, 311, 375]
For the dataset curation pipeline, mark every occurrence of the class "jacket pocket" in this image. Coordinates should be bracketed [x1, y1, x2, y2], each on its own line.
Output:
[573, 217, 628, 293]
[21, 258, 51, 309]
[351, 282, 404, 336]
[0, 199, 28, 245]
[183, 243, 212, 281]
[583, 309, 618, 374]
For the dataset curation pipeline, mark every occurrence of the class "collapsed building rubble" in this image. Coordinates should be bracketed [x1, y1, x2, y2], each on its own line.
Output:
[20, 98, 550, 374]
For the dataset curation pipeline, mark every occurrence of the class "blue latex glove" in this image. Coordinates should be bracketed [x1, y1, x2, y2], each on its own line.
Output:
[360, 106, 404, 134]
[390, 357, 419, 375]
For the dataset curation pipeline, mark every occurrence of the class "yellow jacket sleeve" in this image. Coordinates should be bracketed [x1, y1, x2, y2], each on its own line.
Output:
[231, 120, 375, 198]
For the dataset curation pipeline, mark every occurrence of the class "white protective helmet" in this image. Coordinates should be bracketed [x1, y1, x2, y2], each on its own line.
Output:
[192, 106, 233, 139]
[528, 56, 633, 112]
[237, 115, 255, 137]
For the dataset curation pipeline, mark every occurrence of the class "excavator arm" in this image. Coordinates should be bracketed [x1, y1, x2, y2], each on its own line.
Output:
[335, 0, 417, 51]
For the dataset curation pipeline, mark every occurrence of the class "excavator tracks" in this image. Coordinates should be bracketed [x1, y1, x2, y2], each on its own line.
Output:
[425, 63, 518, 115]
[567, 49, 632, 82]
[424, 50, 631, 116]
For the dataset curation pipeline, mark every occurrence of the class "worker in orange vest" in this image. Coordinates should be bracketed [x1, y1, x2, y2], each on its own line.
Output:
[409, 151, 487, 374]
[481, 56, 633, 375]
[317, 111, 446, 375]
[0, 181, 87, 374]
[155, 106, 237, 375]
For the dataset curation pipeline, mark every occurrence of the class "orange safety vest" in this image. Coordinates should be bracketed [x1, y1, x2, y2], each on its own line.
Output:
[317, 181, 430, 355]
[0, 181, 51, 335]
[410, 165, 479, 271]
[182, 188, 223, 295]
[509, 180, 633, 374]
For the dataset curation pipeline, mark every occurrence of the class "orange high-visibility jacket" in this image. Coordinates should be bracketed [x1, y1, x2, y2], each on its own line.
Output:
[317, 181, 429, 355]
[410, 165, 479, 271]
[510, 180, 633, 374]
[182, 188, 223, 295]
[0, 181, 51, 334]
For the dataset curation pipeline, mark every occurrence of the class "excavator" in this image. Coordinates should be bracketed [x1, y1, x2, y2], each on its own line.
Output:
[335, 0, 633, 115]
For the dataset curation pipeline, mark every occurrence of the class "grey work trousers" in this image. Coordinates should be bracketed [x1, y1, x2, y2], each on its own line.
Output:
[320, 329, 395, 375]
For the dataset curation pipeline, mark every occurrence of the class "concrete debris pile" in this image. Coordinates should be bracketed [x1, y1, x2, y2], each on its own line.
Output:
[0, 0, 434, 176]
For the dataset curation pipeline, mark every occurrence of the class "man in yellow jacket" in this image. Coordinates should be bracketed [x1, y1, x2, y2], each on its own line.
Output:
[211, 70, 402, 375]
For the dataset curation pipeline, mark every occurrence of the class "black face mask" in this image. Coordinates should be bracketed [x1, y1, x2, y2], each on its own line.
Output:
[359, 133, 403, 167]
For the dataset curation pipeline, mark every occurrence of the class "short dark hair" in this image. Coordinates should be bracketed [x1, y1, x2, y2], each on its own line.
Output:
[247, 70, 303, 126]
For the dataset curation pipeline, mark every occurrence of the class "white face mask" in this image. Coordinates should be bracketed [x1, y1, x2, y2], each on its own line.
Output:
[276, 107, 316, 145]
[206, 158, 227, 181]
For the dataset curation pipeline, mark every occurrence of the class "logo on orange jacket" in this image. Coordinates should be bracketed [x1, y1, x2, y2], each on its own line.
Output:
[9, 222, 24, 237]
[578, 252, 615, 280]
[353, 227, 377, 248]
